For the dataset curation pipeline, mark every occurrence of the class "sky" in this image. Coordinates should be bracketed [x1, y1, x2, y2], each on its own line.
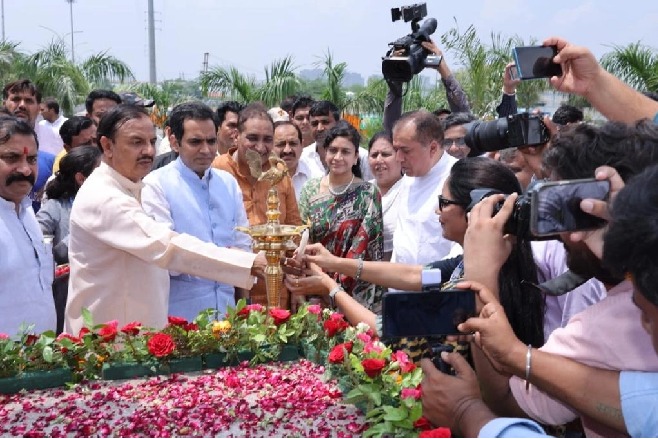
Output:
[6, 0, 658, 83]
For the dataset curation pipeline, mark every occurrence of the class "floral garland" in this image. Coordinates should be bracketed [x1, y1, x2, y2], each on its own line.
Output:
[0, 301, 451, 438]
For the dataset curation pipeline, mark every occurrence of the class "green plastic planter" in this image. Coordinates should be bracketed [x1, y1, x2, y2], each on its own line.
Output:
[0, 368, 73, 394]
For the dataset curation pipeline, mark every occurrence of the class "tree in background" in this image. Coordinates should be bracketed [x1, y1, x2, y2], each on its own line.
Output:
[601, 41, 658, 93]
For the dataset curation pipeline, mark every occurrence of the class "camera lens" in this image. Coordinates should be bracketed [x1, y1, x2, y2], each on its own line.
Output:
[464, 118, 509, 156]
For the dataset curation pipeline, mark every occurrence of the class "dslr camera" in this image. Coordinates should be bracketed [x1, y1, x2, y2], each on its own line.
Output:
[464, 112, 551, 157]
[381, 3, 441, 83]
[469, 188, 534, 240]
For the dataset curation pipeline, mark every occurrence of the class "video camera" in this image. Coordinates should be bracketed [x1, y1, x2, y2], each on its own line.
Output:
[464, 112, 551, 157]
[382, 3, 441, 83]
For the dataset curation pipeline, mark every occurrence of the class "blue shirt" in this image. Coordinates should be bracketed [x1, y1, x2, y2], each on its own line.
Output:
[0, 196, 56, 336]
[479, 418, 550, 438]
[142, 158, 251, 320]
[620, 371, 658, 437]
[31, 150, 56, 212]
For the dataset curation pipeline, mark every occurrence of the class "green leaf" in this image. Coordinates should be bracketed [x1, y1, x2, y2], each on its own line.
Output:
[383, 406, 407, 422]
[253, 334, 266, 343]
[42, 346, 53, 363]
[363, 423, 390, 438]
[369, 390, 382, 406]
[81, 308, 94, 329]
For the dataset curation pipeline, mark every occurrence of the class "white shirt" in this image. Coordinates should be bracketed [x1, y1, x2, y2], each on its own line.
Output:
[291, 158, 323, 200]
[391, 152, 461, 265]
[0, 196, 56, 336]
[300, 142, 374, 181]
[370, 178, 404, 254]
[35, 115, 67, 155]
[65, 162, 257, 334]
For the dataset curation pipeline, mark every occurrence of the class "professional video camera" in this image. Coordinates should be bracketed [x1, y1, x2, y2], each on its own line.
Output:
[381, 3, 441, 83]
[464, 112, 551, 157]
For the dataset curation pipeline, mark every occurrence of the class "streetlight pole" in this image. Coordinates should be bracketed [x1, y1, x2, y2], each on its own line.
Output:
[67, 0, 75, 63]
[147, 0, 156, 84]
[1, 0, 5, 41]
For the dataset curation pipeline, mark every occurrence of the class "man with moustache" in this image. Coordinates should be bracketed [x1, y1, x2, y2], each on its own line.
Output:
[0, 115, 56, 335]
[142, 102, 252, 319]
[65, 105, 267, 333]
[216, 101, 243, 155]
[272, 120, 322, 199]
[290, 96, 315, 148]
[85, 89, 122, 126]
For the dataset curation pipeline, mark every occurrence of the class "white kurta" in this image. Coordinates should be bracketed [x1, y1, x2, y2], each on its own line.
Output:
[65, 162, 257, 333]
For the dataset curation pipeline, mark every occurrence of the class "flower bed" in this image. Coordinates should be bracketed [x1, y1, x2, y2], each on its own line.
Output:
[0, 301, 450, 437]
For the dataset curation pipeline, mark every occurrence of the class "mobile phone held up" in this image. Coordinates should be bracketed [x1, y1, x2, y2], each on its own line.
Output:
[530, 178, 610, 237]
[513, 45, 562, 80]
[381, 288, 476, 339]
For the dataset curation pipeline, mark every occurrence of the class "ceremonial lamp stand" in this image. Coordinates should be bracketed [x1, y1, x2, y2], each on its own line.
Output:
[236, 186, 306, 309]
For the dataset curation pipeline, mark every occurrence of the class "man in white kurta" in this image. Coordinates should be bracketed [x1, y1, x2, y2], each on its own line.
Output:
[390, 110, 461, 265]
[65, 106, 263, 334]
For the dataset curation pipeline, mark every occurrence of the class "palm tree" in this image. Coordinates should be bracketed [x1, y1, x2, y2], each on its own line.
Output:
[11, 39, 134, 115]
[257, 56, 301, 106]
[316, 50, 348, 109]
[600, 42, 658, 92]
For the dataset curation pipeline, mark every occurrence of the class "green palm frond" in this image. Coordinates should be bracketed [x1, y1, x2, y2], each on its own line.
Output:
[200, 66, 257, 103]
[80, 52, 134, 88]
[258, 55, 300, 106]
[601, 42, 658, 92]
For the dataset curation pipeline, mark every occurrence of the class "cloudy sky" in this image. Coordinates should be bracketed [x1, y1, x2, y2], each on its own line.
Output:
[6, 0, 658, 82]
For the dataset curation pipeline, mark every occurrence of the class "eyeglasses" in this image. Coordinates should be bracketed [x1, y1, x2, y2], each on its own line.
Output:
[438, 195, 466, 211]
[441, 137, 466, 148]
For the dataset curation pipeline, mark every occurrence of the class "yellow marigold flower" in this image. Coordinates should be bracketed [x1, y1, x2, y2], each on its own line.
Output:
[212, 320, 231, 336]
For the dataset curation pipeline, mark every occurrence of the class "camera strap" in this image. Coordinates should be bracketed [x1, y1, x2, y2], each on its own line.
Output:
[524, 270, 589, 296]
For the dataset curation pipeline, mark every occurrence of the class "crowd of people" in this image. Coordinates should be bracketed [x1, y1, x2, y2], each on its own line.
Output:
[1, 34, 658, 437]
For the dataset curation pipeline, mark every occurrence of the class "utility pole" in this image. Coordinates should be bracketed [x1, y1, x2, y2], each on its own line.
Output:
[203, 52, 209, 73]
[147, 0, 157, 84]
[1, 0, 5, 41]
[67, 0, 75, 63]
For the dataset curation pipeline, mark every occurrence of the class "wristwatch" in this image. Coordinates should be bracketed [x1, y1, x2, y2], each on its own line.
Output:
[329, 286, 343, 309]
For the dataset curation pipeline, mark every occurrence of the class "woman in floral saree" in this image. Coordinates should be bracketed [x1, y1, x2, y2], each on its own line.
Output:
[298, 121, 384, 313]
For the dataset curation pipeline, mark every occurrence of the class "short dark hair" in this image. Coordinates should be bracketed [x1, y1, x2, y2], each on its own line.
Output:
[273, 120, 302, 143]
[216, 101, 244, 125]
[442, 112, 476, 131]
[45, 145, 101, 200]
[368, 130, 392, 150]
[322, 120, 362, 178]
[237, 102, 272, 132]
[543, 120, 658, 182]
[169, 101, 218, 143]
[59, 116, 94, 147]
[42, 97, 60, 114]
[97, 104, 149, 144]
[280, 95, 298, 114]
[603, 164, 658, 306]
[291, 96, 315, 117]
[551, 104, 584, 125]
[309, 100, 339, 122]
[0, 115, 38, 149]
[3, 79, 41, 104]
[432, 108, 451, 117]
[394, 109, 444, 145]
[85, 89, 122, 115]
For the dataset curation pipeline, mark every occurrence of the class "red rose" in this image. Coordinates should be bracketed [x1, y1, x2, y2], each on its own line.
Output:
[361, 358, 386, 378]
[56, 333, 81, 344]
[78, 327, 91, 338]
[328, 342, 353, 364]
[269, 308, 291, 325]
[183, 322, 199, 332]
[167, 316, 188, 327]
[237, 304, 265, 318]
[120, 321, 142, 336]
[323, 317, 349, 337]
[419, 427, 451, 438]
[97, 321, 118, 342]
[147, 333, 176, 358]
[24, 334, 39, 346]
[413, 416, 432, 431]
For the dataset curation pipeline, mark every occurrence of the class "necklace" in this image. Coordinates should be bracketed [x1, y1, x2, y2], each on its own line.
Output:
[327, 174, 355, 196]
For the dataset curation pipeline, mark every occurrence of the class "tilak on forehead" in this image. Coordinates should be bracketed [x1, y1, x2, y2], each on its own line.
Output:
[23, 146, 28, 156]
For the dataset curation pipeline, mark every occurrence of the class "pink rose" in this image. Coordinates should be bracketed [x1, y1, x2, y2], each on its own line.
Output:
[401, 387, 421, 400]
[307, 304, 322, 315]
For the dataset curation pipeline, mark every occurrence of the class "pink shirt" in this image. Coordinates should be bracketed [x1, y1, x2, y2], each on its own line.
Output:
[510, 280, 658, 438]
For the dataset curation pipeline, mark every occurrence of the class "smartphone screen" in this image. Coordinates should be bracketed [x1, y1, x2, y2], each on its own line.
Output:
[509, 65, 518, 81]
[381, 289, 476, 338]
[513, 46, 562, 79]
[531, 179, 610, 236]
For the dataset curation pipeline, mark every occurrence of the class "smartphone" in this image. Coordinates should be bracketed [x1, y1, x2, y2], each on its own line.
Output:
[508, 64, 519, 81]
[381, 289, 476, 338]
[530, 178, 610, 237]
[513, 46, 562, 80]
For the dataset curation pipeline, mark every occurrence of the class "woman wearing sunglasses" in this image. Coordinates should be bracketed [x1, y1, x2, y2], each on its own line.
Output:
[287, 156, 545, 350]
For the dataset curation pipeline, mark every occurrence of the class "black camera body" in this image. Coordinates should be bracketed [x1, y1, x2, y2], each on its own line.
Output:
[382, 3, 439, 83]
[469, 188, 534, 240]
[430, 344, 455, 375]
[464, 112, 551, 156]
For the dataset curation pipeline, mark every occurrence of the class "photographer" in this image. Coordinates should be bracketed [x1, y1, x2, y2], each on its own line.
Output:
[286, 157, 545, 353]
[460, 120, 658, 437]
[383, 38, 471, 133]
[422, 164, 658, 438]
